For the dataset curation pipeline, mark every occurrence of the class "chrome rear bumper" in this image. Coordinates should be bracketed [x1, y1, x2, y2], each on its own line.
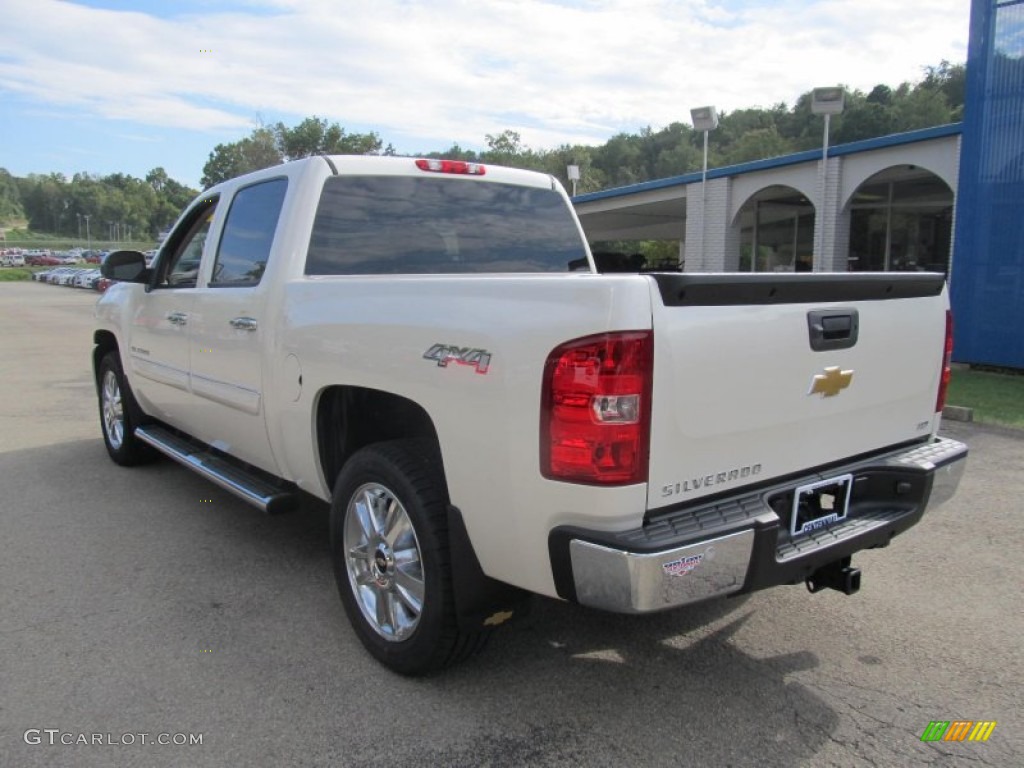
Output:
[553, 436, 968, 613]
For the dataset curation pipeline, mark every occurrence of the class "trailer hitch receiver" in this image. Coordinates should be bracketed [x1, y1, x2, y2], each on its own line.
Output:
[806, 556, 861, 595]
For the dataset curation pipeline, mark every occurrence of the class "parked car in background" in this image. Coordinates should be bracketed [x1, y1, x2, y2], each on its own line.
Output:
[47, 267, 76, 285]
[94, 276, 117, 293]
[74, 269, 102, 289]
[1, 253, 26, 267]
[60, 269, 85, 286]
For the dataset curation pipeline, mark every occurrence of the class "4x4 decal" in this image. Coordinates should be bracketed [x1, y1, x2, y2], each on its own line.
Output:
[423, 344, 492, 375]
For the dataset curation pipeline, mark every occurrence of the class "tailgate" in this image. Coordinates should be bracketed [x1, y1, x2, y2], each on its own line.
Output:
[646, 273, 948, 511]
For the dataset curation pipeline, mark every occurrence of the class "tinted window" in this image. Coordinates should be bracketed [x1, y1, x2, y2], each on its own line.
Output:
[305, 176, 587, 275]
[212, 178, 288, 286]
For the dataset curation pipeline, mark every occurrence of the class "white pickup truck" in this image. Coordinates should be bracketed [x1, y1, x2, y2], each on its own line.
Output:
[94, 155, 967, 674]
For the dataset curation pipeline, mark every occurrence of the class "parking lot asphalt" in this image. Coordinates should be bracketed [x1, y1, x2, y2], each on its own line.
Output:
[1, 280, 1021, 767]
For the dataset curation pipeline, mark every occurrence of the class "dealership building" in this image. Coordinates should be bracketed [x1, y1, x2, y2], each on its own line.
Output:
[572, 0, 1023, 369]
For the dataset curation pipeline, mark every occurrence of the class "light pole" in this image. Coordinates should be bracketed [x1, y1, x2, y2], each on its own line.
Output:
[84, 215, 91, 252]
[76, 213, 82, 242]
[566, 163, 580, 197]
[690, 106, 718, 270]
[810, 87, 845, 271]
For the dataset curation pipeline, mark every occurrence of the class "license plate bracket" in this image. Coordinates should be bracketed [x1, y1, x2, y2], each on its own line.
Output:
[791, 474, 853, 537]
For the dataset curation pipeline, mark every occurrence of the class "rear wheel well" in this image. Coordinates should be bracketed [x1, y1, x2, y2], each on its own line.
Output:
[315, 386, 443, 494]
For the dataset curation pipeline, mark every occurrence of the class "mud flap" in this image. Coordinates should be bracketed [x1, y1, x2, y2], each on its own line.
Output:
[447, 505, 531, 631]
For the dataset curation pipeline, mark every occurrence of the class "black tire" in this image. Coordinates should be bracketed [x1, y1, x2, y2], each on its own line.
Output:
[330, 440, 487, 675]
[97, 351, 158, 466]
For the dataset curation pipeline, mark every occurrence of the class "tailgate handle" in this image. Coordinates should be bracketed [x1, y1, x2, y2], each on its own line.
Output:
[808, 309, 858, 351]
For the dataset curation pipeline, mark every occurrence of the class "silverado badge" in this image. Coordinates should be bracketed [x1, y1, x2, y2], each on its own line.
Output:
[808, 366, 854, 398]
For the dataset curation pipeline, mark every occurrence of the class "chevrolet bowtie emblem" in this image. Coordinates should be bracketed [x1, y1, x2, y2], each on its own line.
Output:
[808, 366, 854, 397]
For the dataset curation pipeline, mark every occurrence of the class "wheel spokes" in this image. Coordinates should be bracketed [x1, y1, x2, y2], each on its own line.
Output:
[102, 370, 124, 449]
[385, 509, 413, 549]
[353, 493, 376, 541]
[343, 481, 424, 643]
[375, 587, 391, 632]
[394, 565, 424, 614]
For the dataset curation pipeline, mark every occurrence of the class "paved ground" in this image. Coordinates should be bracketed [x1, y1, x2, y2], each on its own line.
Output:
[1, 281, 1020, 767]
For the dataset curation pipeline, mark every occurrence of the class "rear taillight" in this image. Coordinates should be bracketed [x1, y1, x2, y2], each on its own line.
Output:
[414, 158, 486, 175]
[936, 310, 953, 412]
[541, 332, 653, 485]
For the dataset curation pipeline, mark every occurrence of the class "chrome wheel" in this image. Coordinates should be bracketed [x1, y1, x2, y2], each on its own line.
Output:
[343, 482, 425, 642]
[101, 368, 124, 450]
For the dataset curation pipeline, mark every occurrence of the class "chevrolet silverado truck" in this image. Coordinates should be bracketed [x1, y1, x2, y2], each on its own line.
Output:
[94, 155, 967, 674]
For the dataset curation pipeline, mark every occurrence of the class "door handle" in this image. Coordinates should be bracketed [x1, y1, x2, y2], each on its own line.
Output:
[166, 312, 188, 326]
[807, 309, 858, 351]
[230, 316, 258, 331]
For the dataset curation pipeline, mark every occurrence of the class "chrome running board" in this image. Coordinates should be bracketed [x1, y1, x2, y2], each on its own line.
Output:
[135, 425, 296, 514]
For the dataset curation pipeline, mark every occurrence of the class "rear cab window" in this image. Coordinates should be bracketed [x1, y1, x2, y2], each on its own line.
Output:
[305, 176, 587, 275]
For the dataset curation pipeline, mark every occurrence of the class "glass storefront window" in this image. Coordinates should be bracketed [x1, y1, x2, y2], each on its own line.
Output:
[848, 171, 953, 274]
[738, 187, 815, 272]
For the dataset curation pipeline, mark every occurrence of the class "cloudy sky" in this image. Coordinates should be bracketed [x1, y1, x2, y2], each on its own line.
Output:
[1, 0, 971, 188]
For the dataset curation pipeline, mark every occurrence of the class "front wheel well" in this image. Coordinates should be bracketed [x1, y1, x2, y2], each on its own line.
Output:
[315, 386, 443, 494]
[92, 330, 119, 385]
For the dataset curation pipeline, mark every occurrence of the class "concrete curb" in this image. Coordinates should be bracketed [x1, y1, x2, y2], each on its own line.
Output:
[943, 405, 974, 422]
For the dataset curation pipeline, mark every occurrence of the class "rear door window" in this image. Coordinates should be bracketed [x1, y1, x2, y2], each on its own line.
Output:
[305, 176, 587, 275]
[211, 178, 288, 287]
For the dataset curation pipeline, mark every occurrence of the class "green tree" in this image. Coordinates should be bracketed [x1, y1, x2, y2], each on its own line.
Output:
[201, 118, 384, 188]
[723, 126, 790, 165]
[201, 126, 282, 188]
[592, 132, 646, 186]
[0, 168, 25, 225]
[833, 101, 896, 144]
[424, 143, 480, 162]
[922, 60, 966, 113]
[536, 144, 607, 195]
[274, 116, 382, 158]
[892, 87, 952, 132]
[11, 168, 196, 240]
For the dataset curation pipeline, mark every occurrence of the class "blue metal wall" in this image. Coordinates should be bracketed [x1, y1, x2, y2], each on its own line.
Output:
[952, 0, 1024, 367]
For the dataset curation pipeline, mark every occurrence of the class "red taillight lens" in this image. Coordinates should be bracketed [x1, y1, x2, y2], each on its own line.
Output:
[541, 332, 653, 485]
[415, 158, 486, 175]
[936, 310, 953, 412]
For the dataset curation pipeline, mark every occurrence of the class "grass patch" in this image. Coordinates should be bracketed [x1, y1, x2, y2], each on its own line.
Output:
[0, 268, 37, 282]
[947, 367, 1024, 429]
[2, 230, 157, 252]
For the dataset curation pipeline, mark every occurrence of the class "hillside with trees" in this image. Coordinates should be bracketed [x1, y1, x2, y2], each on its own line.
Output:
[3, 61, 965, 241]
[2, 168, 197, 245]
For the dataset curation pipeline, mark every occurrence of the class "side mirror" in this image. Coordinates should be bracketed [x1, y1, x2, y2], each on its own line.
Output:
[101, 250, 150, 282]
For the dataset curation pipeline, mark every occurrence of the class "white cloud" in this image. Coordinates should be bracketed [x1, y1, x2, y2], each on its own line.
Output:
[0, 0, 970, 152]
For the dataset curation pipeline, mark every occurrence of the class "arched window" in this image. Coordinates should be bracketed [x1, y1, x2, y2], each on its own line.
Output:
[848, 167, 953, 273]
[737, 186, 815, 272]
